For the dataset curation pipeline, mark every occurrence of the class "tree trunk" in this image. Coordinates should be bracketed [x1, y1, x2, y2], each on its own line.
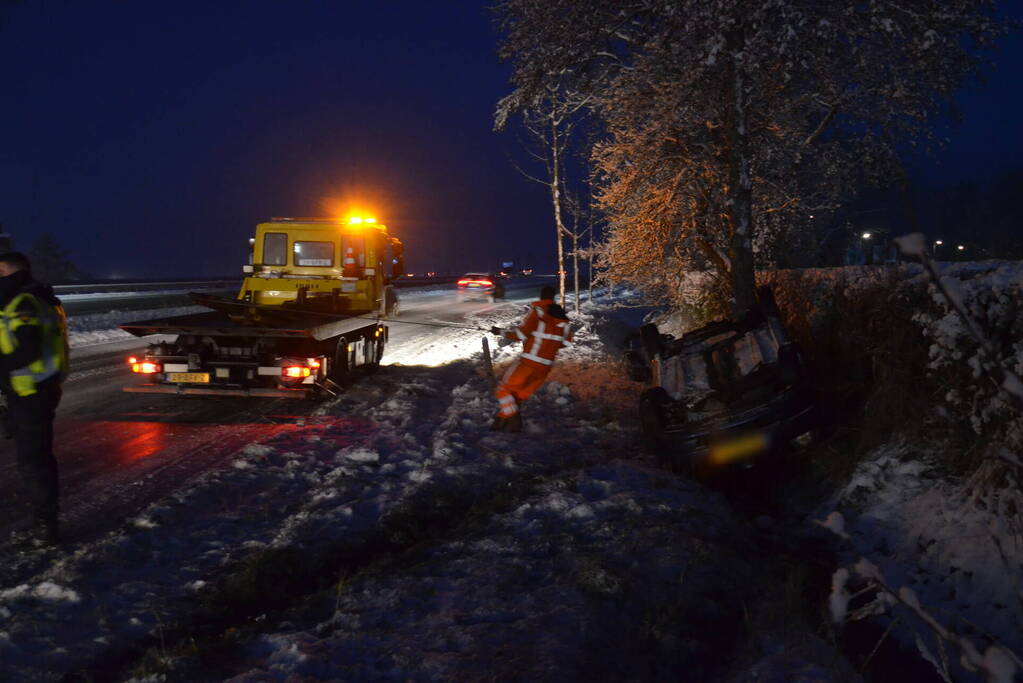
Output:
[571, 229, 580, 313]
[550, 116, 567, 306]
[587, 244, 593, 302]
[727, 47, 756, 319]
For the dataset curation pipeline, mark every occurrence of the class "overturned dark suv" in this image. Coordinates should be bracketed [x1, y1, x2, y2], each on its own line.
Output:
[626, 287, 818, 477]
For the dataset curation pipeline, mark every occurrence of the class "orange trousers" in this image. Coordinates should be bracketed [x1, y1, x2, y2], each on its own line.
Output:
[495, 358, 551, 417]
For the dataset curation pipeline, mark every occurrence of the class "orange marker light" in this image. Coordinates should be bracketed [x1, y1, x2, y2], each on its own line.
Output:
[131, 361, 161, 374]
[282, 366, 312, 378]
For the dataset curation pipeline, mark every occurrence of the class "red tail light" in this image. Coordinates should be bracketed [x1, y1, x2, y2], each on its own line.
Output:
[457, 279, 469, 285]
[479, 279, 493, 286]
[131, 361, 161, 374]
[282, 366, 312, 378]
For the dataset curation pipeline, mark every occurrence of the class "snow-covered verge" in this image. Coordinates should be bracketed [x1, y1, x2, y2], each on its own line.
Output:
[756, 261, 1023, 681]
[1, 293, 793, 682]
[66, 305, 207, 348]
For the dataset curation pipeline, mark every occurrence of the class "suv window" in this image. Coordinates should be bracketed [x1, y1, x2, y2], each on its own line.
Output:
[263, 233, 288, 266]
[294, 241, 334, 267]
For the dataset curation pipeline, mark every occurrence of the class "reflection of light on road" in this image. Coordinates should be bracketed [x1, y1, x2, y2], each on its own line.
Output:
[382, 326, 484, 367]
[91, 420, 173, 463]
[61, 419, 297, 467]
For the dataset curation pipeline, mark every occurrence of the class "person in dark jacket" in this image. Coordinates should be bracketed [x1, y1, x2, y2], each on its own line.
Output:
[0, 252, 69, 546]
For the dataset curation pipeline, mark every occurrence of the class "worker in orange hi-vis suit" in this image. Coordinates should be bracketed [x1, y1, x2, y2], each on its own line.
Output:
[488, 285, 573, 433]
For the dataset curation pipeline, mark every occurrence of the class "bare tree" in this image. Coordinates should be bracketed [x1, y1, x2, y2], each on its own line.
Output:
[496, 76, 592, 308]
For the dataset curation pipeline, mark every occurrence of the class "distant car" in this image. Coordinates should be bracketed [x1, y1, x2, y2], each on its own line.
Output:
[457, 272, 506, 302]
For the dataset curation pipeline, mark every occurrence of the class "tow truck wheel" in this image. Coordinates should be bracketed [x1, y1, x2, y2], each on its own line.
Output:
[382, 285, 399, 318]
[639, 387, 672, 456]
[363, 335, 384, 372]
[370, 337, 385, 368]
[330, 338, 350, 385]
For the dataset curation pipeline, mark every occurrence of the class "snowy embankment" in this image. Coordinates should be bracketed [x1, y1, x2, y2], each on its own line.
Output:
[778, 261, 1023, 681]
[1, 293, 769, 681]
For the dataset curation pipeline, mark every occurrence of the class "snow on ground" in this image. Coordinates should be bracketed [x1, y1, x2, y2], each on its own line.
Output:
[822, 442, 1023, 680]
[0, 290, 765, 681]
[18, 271, 1022, 680]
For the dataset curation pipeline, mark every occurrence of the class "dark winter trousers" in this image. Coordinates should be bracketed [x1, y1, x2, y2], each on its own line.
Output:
[6, 381, 61, 526]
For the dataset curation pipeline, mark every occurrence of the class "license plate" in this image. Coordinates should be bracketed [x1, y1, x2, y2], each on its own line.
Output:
[167, 372, 210, 384]
[709, 432, 769, 465]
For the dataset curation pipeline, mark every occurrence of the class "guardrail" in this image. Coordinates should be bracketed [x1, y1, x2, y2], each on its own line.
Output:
[54, 280, 241, 295]
[56, 274, 548, 295]
[54, 277, 464, 295]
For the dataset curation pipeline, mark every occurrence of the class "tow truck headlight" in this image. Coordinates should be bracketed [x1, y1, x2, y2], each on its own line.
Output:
[282, 366, 312, 378]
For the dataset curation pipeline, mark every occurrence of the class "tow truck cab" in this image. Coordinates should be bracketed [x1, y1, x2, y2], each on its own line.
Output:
[241, 217, 404, 315]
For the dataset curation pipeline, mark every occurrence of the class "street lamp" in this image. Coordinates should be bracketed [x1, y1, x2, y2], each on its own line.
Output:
[957, 245, 965, 251]
[862, 232, 872, 240]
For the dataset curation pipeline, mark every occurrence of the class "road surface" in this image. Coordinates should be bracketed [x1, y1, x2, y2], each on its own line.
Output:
[0, 279, 548, 557]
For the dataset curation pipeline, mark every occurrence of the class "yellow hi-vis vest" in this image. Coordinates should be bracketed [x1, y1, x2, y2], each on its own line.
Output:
[0, 291, 69, 396]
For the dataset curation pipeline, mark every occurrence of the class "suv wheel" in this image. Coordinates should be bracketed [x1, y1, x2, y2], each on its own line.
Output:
[639, 387, 673, 455]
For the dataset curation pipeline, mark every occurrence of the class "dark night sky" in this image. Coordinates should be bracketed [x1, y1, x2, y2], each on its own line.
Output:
[1, 1, 1020, 278]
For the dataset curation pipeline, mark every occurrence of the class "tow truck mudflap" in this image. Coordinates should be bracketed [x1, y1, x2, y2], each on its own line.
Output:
[123, 385, 313, 399]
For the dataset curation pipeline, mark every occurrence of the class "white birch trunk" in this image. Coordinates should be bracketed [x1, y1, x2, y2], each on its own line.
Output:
[550, 114, 567, 306]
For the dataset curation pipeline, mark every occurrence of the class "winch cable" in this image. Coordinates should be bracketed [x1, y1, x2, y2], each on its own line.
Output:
[188, 293, 505, 333]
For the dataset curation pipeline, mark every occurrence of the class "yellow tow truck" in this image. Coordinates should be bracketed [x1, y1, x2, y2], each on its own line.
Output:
[120, 216, 404, 398]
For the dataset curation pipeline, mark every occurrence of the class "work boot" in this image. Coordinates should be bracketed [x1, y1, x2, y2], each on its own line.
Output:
[504, 413, 523, 433]
[31, 517, 60, 548]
